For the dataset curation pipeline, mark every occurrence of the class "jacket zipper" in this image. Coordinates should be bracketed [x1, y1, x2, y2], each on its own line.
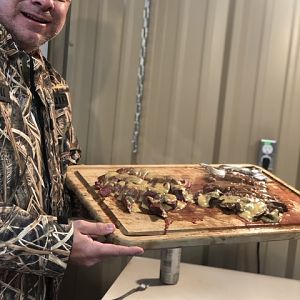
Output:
[29, 56, 53, 215]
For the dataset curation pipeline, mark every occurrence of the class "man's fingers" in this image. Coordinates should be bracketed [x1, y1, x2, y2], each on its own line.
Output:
[90, 241, 144, 257]
[73, 220, 115, 236]
[70, 221, 144, 266]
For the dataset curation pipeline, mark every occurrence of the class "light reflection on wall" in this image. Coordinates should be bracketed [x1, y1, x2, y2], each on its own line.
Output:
[40, 43, 48, 58]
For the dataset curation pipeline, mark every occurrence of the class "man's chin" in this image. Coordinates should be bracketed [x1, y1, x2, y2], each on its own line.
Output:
[17, 36, 47, 53]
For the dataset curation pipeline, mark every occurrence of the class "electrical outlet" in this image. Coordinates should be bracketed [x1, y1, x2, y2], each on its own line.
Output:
[258, 139, 277, 170]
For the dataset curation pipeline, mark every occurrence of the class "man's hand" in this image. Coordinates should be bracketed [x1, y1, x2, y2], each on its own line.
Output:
[69, 220, 144, 267]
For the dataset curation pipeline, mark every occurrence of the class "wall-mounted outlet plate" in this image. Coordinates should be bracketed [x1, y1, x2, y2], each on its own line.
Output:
[258, 139, 277, 170]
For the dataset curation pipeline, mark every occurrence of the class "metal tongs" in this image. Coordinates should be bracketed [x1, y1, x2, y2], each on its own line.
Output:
[199, 163, 268, 181]
[199, 163, 226, 178]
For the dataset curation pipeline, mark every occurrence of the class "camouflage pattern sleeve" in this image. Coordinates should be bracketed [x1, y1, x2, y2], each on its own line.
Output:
[0, 204, 73, 277]
[0, 24, 78, 298]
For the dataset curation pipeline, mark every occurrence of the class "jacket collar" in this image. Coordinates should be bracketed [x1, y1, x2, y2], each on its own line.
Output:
[0, 23, 20, 57]
[0, 23, 41, 57]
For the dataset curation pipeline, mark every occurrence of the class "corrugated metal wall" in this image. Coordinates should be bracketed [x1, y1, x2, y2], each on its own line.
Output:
[54, 0, 300, 298]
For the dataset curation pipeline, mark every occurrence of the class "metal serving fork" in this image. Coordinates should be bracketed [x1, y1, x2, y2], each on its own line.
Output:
[112, 283, 150, 300]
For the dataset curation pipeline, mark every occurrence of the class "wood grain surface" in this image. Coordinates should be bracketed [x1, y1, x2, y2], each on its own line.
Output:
[66, 165, 300, 248]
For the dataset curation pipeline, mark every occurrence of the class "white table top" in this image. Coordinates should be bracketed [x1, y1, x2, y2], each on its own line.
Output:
[103, 257, 300, 300]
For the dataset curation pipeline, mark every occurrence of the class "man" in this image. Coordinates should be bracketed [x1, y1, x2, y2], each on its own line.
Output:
[0, 0, 144, 299]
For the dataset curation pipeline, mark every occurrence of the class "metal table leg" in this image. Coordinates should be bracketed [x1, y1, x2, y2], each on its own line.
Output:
[160, 248, 182, 284]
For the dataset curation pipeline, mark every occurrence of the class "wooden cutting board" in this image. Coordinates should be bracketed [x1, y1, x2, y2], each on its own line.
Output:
[71, 164, 300, 236]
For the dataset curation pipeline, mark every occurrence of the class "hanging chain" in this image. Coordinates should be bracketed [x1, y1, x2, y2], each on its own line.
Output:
[131, 0, 152, 163]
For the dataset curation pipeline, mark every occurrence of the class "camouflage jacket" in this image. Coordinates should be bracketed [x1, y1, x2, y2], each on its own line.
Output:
[0, 24, 80, 299]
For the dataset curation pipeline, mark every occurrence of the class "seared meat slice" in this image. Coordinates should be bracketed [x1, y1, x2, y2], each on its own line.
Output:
[98, 186, 113, 197]
[94, 166, 288, 223]
[121, 195, 135, 213]
[198, 165, 288, 223]
[144, 196, 168, 218]
[265, 199, 288, 213]
[194, 190, 222, 208]
[223, 172, 256, 186]
[95, 167, 193, 219]
[162, 194, 178, 210]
